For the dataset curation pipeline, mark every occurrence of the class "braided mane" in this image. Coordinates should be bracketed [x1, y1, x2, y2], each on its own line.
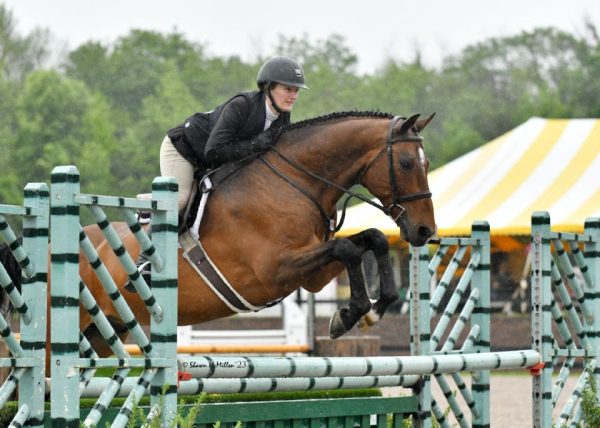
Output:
[281, 111, 395, 133]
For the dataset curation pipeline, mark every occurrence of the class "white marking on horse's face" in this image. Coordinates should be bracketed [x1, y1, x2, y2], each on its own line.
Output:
[418, 147, 426, 169]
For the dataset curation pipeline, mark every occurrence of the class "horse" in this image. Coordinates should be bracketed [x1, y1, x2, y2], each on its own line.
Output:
[2, 111, 436, 358]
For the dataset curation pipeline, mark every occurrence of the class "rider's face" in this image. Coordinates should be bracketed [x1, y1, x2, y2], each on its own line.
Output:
[268, 84, 300, 113]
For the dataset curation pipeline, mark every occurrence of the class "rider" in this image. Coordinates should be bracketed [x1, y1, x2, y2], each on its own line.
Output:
[130, 56, 308, 289]
[160, 55, 309, 213]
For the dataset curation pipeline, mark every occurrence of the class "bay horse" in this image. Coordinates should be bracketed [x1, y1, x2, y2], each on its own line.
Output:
[4, 111, 436, 358]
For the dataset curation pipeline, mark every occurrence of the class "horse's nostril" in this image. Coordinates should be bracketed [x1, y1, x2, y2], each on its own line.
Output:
[418, 226, 433, 239]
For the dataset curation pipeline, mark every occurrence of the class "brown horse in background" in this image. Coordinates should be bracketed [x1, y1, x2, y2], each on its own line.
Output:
[5, 111, 436, 358]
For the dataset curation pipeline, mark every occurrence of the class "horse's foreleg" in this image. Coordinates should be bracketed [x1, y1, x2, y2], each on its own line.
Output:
[347, 228, 399, 328]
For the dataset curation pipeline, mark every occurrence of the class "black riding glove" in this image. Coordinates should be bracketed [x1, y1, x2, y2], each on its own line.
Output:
[251, 126, 282, 153]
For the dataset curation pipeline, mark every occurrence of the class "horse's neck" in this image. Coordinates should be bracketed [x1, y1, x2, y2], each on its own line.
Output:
[282, 121, 383, 210]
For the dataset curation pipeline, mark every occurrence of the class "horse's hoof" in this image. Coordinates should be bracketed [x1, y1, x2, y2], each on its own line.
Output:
[329, 310, 349, 339]
[358, 310, 380, 331]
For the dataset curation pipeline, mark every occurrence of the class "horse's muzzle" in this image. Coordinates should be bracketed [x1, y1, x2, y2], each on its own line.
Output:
[398, 219, 436, 247]
[415, 224, 436, 245]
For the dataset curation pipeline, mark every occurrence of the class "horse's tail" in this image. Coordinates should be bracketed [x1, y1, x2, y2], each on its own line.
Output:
[0, 239, 22, 316]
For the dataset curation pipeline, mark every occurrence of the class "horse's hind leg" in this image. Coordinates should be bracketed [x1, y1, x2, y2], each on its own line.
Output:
[280, 239, 372, 339]
[348, 228, 399, 328]
[326, 239, 373, 339]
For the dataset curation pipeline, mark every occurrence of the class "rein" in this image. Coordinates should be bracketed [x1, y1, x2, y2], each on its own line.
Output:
[260, 116, 432, 239]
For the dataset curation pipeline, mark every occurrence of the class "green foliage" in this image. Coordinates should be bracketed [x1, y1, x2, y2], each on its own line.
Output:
[202, 387, 381, 403]
[0, 387, 382, 427]
[0, 76, 20, 202]
[1, 1, 600, 201]
[4, 70, 118, 200]
[119, 387, 203, 428]
[429, 117, 485, 168]
[0, 5, 49, 82]
[110, 60, 198, 195]
[578, 373, 600, 428]
[65, 30, 206, 122]
[362, 60, 435, 113]
[0, 402, 17, 427]
[274, 34, 363, 118]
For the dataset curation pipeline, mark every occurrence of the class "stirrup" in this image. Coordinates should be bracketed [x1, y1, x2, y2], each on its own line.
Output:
[124, 260, 151, 293]
[136, 210, 151, 225]
[136, 193, 152, 225]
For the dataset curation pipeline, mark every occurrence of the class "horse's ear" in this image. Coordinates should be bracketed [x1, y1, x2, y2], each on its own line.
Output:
[399, 114, 420, 135]
[415, 112, 436, 133]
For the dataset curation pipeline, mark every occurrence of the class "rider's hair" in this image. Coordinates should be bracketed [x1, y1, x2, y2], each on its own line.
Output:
[259, 81, 278, 93]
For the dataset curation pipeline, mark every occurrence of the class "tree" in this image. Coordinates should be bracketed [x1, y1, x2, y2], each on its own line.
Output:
[271, 34, 363, 118]
[437, 28, 586, 141]
[0, 75, 20, 203]
[187, 56, 256, 108]
[0, 4, 51, 202]
[64, 30, 207, 123]
[3, 2, 600, 198]
[0, 4, 49, 82]
[8, 70, 118, 197]
[359, 59, 436, 116]
[63, 41, 110, 95]
[112, 61, 198, 195]
[555, 20, 600, 117]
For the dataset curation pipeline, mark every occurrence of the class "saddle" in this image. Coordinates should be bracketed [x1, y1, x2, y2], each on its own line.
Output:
[181, 158, 254, 237]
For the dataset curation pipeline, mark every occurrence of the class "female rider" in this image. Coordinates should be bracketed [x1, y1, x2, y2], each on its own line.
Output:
[160, 55, 309, 213]
[131, 57, 308, 284]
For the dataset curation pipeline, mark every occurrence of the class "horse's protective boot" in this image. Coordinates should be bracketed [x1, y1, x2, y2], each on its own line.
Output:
[124, 256, 151, 293]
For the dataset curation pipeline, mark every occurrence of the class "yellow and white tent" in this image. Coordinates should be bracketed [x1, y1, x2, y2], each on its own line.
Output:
[338, 117, 600, 238]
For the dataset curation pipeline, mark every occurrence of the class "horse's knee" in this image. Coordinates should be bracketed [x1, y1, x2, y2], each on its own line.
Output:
[364, 228, 389, 256]
[332, 239, 362, 266]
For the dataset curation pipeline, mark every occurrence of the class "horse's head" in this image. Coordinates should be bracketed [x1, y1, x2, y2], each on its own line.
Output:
[359, 114, 436, 246]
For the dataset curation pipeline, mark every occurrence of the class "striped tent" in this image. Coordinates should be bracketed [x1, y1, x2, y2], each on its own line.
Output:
[338, 117, 600, 238]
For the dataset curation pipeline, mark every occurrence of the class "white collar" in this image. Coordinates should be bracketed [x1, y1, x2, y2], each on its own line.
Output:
[265, 100, 280, 122]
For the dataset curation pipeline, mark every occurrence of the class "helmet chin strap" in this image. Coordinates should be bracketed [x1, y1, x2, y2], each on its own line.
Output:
[267, 88, 283, 114]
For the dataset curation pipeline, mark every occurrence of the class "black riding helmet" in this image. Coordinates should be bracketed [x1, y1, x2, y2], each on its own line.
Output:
[257, 56, 308, 114]
[256, 56, 309, 90]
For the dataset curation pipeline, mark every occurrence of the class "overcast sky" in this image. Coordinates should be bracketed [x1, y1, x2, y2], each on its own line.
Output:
[3, 0, 600, 74]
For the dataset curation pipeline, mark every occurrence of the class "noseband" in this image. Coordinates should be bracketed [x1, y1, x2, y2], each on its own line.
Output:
[260, 116, 432, 239]
[358, 115, 433, 222]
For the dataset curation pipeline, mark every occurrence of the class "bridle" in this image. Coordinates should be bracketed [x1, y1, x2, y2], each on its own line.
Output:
[259, 116, 432, 239]
[357, 115, 432, 222]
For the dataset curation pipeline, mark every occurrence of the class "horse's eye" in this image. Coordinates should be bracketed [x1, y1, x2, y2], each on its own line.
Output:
[399, 158, 413, 170]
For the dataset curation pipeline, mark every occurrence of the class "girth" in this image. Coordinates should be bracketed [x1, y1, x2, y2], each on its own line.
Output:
[179, 231, 266, 313]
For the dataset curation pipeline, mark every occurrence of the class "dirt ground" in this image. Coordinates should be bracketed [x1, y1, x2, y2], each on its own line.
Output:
[381, 374, 578, 427]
